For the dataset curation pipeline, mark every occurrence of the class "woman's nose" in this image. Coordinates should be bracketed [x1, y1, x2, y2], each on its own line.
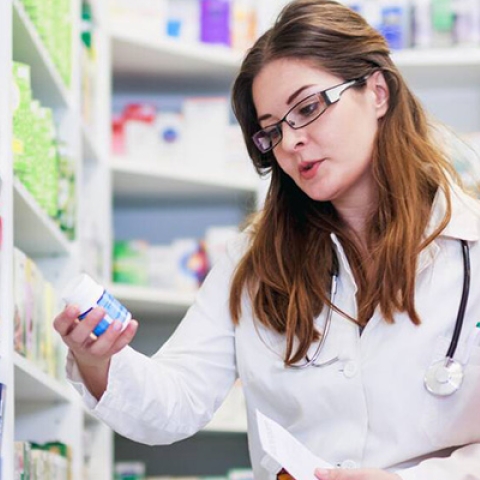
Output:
[280, 124, 307, 152]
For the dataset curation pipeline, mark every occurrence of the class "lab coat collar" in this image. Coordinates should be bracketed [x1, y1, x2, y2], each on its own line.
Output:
[426, 183, 480, 242]
[416, 183, 480, 274]
[330, 184, 480, 277]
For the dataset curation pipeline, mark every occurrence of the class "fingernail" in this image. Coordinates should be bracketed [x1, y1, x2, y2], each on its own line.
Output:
[112, 320, 122, 331]
[67, 305, 79, 317]
[314, 469, 330, 479]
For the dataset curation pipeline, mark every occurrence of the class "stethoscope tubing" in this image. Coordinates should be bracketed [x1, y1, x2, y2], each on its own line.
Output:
[289, 239, 471, 390]
[446, 239, 471, 360]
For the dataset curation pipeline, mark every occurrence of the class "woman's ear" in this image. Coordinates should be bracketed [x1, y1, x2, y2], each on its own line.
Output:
[369, 70, 389, 119]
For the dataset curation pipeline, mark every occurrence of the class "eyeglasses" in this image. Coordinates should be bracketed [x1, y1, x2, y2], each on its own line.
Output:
[252, 76, 367, 154]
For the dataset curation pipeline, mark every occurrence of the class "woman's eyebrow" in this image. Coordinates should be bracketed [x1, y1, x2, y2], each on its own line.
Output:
[257, 84, 315, 123]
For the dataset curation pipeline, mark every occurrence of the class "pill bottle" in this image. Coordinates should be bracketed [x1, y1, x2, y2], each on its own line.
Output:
[62, 273, 131, 337]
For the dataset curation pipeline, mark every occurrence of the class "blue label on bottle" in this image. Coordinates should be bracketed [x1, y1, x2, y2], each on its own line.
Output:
[91, 291, 130, 337]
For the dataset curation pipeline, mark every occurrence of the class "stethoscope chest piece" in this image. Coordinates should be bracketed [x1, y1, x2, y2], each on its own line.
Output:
[424, 358, 464, 396]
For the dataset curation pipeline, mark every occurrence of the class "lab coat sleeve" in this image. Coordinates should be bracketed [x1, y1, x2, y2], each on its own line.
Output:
[394, 443, 480, 480]
[66, 235, 247, 445]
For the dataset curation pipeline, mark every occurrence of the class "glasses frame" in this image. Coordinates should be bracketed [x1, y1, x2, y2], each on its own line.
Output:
[252, 76, 368, 154]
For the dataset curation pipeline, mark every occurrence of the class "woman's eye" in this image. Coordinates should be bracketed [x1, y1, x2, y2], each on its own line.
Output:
[298, 100, 321, 118]
[266, 126, 281, 139]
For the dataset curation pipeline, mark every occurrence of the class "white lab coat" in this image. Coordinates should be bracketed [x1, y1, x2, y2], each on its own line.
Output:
[68, 185, 480, 480]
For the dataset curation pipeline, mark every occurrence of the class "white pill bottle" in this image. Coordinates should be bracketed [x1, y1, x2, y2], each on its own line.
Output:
[62, 273, 132, 337]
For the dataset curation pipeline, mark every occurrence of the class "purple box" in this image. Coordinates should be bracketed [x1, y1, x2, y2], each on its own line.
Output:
[201, 0, 231, 46]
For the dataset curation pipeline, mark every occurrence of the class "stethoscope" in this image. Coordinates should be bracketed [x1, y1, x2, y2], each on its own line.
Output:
[424, 239, 471, 396]
[289, 259, 339, 369]
[290, 240, 472, 398]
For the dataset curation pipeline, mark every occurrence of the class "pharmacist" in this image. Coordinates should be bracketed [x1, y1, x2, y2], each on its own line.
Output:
[54, 1, 480, 479]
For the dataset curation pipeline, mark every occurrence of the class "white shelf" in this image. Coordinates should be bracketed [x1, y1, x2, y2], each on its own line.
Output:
[5, 0, 114, 477]
[12, 0, 72, 109]
[204, 381, 248, 433]
[109, 283, 195, 317]
[82, 122, 103, 166]
[392, 47, 480, 88]
[13, 352, 75, 403]
[110, 24, 242, 88]
[13, 178, 74, 257]
[111, 27, 480, 90]
[111, 157, 258, 201]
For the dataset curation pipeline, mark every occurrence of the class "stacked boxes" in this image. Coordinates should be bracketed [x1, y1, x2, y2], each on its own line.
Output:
[11, 62, 33, 185]
[109, 0, 480, 51]
[113, 226, 237, 292]
[15, 441, 71, 480]
[20, 0, 73, 86]
[344, 0, 480, 49]
[56, 144, 76, 240]
[12, 61, 77, 240]
[13, 248, 67, 382]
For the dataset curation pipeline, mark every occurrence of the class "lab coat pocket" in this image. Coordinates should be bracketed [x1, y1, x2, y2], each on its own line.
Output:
[421, 335, 480, 448]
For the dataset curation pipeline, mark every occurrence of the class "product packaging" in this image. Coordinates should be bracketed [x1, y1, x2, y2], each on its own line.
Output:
[62, 273, 132, 337]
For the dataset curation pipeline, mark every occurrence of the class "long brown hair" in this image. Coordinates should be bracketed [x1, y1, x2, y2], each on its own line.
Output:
[229, 0, 458, 365]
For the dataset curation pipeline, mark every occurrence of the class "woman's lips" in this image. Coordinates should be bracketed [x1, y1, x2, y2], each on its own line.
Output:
[299, 160, 323, 180]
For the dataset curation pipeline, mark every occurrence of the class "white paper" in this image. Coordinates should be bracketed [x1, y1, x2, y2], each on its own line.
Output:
[256, 410, 333, 480]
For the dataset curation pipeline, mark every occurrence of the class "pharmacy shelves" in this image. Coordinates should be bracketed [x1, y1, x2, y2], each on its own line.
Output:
[110, 25, 480, 91]
[110, 24, 242, 88]
[12, 0, 72, 109]
[14, 353, 102, 422]
[204, 382, 248, 433]
[0, 1, 13, 478]
[13, 179, 74, 257]
[13, 353, 74, 404]
[392, 47, 480, 88]
[82, 121, 103, 166]
[111, 158, 258, 202]
[109, 283, 195, 317]
[6, 0, 114, 477]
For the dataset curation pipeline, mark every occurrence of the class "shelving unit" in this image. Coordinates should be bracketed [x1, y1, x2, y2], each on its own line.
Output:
[13, 179, 74, 257]
[0, 0, 113, 478]
[111, 157, 257, 202]
[0, 0, 14, 477]
[108, 20, 256, 476]
[109, 284, 194, 317]
[12, 0, 73, 109]
[393, 48, 480, 133]
[110, 24, 242, 89]
[392, 47, 480, 87]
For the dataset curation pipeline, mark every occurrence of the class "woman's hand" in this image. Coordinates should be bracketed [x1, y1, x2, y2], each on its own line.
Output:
[53, 305, 138, 400]
[315, 469, 401, 480]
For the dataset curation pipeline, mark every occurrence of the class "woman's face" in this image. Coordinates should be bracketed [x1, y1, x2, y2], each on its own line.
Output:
[252, 58, 389, 213]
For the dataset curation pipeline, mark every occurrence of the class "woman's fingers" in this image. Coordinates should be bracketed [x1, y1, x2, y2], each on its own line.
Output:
[89, 319, 139, 357]
[314, 469, 401, 480]
[67, 307, 105, 346]
[110, 319, 138, 355]
[54, 306, 138, 368]
[53, 305, 80, 336]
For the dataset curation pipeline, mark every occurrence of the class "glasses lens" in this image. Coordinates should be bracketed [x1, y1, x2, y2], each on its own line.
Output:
[287, 94, 327, 129]
[252, 126, 281, 153]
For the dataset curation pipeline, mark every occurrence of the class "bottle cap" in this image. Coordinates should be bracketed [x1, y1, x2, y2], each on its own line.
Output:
[62, 273, 104, 314]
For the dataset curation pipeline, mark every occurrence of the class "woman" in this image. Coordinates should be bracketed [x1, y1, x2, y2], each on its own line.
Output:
[54, 1, 480, 479]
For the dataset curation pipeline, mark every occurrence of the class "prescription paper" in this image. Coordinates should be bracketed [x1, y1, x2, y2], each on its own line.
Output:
[256, 410, 333, 480]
